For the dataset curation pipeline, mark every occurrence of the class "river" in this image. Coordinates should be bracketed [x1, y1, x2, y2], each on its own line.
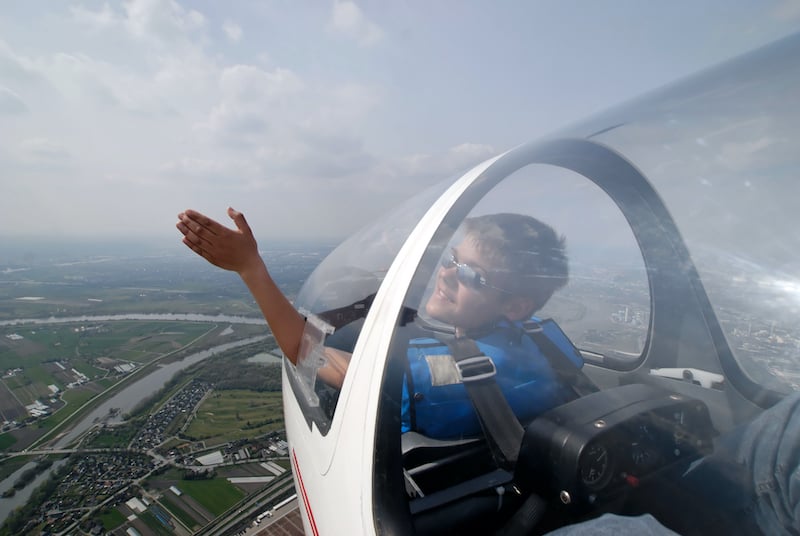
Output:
[54, 335, 269, 447]
[0, 324, 273, 525]
[0, 459, 69, 524]
[0, 312, 267, 327]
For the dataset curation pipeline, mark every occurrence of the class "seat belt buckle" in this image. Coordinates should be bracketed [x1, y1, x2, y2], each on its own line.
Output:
[457, 355, 497, 382]
[521, 321, 543, 334]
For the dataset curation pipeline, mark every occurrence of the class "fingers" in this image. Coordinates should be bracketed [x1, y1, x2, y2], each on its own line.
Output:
[227, 207, 251, 235]
[176, 210, 216, 252]
[180, 209, 222, 237]
[176, 222, 210, 256]
[183, 209, 216, 227]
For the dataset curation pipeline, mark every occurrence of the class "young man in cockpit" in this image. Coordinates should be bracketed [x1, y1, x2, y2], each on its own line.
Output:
[401, 212, 575, 438]
[176, 208, 574, 439]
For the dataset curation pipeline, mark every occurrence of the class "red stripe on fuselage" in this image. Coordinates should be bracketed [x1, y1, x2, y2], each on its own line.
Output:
[292, 448, 320, 536]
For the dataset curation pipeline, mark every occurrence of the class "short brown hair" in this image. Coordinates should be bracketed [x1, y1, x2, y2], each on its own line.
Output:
[463, 213, 568, 311]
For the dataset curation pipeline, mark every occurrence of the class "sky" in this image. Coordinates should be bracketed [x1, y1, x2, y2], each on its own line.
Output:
[1, 1, 799, 246]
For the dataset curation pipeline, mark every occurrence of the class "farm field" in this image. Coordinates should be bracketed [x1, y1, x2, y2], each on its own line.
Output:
[184, 390, 284, 444]
[137, 467, 268, 531]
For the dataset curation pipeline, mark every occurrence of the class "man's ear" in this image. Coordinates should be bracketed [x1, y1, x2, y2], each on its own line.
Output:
[502, 296, 536, 322]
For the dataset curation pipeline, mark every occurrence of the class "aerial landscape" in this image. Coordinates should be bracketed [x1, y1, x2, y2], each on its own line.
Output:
[0, 242, 329, 535]
[2, 2, 798, 535]
[2, 234, 798, 535]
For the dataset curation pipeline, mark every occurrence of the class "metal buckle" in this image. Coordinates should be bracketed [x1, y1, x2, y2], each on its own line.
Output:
[457, 355, 497, 382]
[521, 321, 543, 334]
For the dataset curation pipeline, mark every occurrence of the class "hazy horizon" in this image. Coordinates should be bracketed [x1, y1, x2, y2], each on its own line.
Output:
[0, 234, 341, 265]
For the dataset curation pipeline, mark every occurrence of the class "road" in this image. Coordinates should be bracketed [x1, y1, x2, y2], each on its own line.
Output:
[196, 472, 296, 536]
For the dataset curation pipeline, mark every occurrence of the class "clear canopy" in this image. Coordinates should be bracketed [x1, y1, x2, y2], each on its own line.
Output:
[287, 32, 800, 535]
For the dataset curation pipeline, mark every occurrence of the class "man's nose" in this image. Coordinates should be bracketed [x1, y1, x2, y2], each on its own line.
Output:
[439, 265, 457, 287]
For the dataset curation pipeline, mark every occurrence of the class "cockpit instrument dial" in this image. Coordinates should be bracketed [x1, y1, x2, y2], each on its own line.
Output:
[580, 442, 613, 489]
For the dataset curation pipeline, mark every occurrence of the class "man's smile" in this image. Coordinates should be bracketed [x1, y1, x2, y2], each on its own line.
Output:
[434, 283, 455, 303]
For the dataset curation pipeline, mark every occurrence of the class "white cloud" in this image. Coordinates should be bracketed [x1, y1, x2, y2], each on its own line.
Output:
[3, 9, 387, 214]
[9, 14, 217, 114]
[0, 39, 45, 85]
[70, 0, 206, 45]
[223, 20, 243, 42]
[42, 53, 123, 106]
[394, 143, 496, 183]
[3, 2, 790, 242]
[160, 155, 260, 184]
[18, 137, 72, 163]
[197, 64, 305, 147]
[124, 0, 206, 41]
[70, 3, 117, 29]
[328, 1, 384, 46]
[219, 64, 304, 102]
[0, 86, 27, 114]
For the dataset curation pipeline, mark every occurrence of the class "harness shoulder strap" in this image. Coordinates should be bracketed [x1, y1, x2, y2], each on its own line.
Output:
[521, 319, 599, 398]
[445, 337, 524, 467]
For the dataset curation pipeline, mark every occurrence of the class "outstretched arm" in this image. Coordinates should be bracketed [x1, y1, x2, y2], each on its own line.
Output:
[176, 207, 306, 363]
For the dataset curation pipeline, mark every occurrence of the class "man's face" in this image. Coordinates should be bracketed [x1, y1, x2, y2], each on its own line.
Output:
[424, 236, 512, 331]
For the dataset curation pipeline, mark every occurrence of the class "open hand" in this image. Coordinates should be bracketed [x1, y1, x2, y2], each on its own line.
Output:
[176, 207, 262, 274]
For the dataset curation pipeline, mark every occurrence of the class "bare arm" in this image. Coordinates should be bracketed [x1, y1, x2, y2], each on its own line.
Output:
[316, 347, 350, 389]
[176, 207, 306, 362]
[176, 208, 350, 388]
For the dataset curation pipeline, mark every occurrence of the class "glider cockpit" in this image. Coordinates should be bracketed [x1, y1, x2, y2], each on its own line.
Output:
[282, 32, 800, 536]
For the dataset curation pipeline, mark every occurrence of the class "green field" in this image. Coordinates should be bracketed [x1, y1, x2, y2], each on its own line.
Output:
[95, 377, 116, 389]
[24, 365, 60, 390]
[184, 390, 283, 443]
[0, 433, 17, 450]
[0, 321, 221, 421]
[139, 510, 175, 535]
[99, 508, 127, 531]
[0, 322, 219, 371]
[70, 361, 107, 379]
[159, 496, 201, 531]
[179, 478, 245, 517]
[0, 267, 270, 321]
[85, 424, 138, 448]
[37, 388, 98, 430]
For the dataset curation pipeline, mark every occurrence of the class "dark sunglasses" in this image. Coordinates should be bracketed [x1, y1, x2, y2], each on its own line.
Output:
[440, 252, 510, 293]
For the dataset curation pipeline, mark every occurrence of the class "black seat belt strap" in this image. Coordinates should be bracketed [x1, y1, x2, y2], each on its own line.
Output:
[404, 355, 417, 430]
[522, 323, 599, 398]
[445, 337, 524, 466]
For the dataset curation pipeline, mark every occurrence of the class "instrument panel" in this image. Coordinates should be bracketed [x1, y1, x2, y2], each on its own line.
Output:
[515, 383, 716, 507]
